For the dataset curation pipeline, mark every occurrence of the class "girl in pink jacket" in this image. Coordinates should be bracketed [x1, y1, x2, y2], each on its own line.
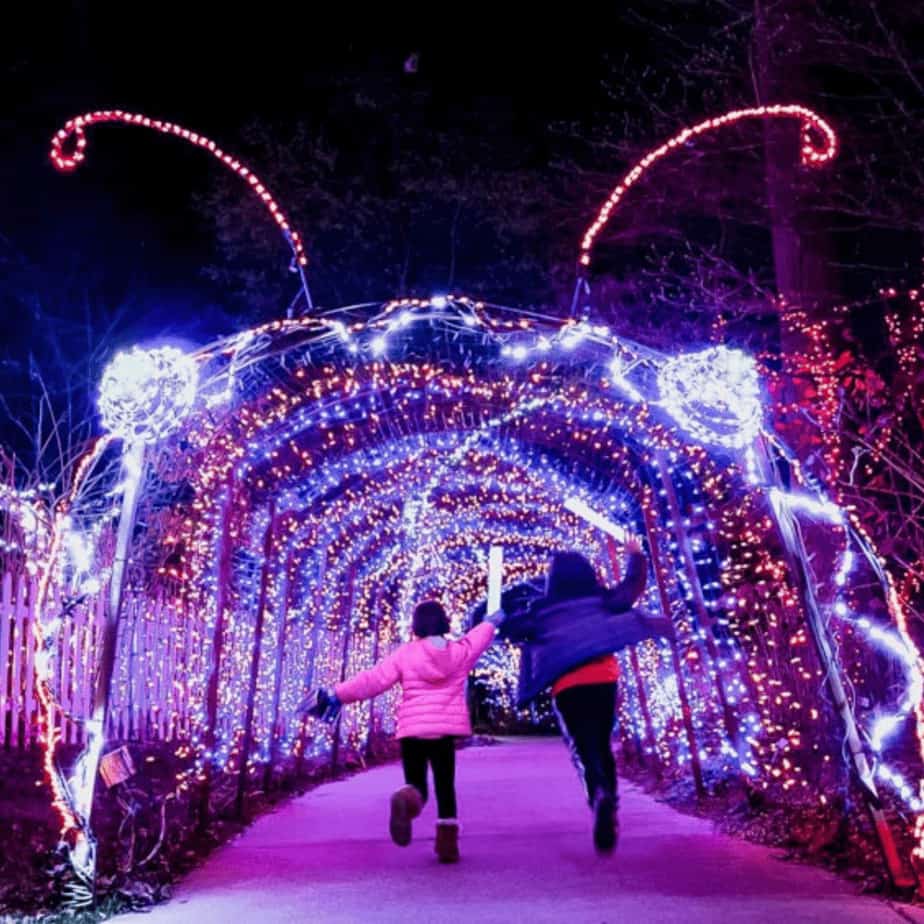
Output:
[308, 600, 501, 863]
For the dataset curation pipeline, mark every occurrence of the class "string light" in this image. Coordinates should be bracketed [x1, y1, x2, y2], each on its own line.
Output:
[50, 109, 308, 269]
[28, 294, 924, 880]
[579, 104, 838, 268]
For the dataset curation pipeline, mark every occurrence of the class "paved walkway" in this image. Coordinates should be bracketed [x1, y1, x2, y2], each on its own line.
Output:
[117, 738, 923, 923]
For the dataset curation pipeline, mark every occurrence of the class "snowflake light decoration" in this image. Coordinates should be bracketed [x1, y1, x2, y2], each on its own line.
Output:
[98, 346, 198, 444]
[657, 346, 762, 449]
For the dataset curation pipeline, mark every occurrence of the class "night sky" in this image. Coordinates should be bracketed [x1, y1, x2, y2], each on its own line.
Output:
[5, 9, 669, 465]
[5, 12, 619, 339]
[4, 6, 921, 416]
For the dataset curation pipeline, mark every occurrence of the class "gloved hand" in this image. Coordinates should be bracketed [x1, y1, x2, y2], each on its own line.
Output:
[625, 536, 644, 555]
[300, 687, 342, 724]
[486, 608, 507, 629]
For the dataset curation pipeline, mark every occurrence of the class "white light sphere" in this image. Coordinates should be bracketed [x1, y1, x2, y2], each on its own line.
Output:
[98, 346, 199, 444]
[657, 345, 762, 449]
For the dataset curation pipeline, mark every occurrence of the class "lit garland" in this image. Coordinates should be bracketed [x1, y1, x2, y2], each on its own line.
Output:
[85, 304, 916, 808]
[0, 483, 52, 575]
[579, 104, 838, 268]
[158, 318, 844, 798]
[50, 109, 308, 269]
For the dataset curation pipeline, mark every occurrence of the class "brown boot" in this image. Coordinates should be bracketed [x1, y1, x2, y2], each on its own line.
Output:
[389, 785, 423, 847]
[435, 819, 460, 863]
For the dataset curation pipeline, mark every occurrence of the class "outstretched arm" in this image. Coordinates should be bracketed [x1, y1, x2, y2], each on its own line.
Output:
[335, 651, 401, 704]
[460, 621, 497, 670]
[604, 547, 648, 612]
[497, 605, 537, 643]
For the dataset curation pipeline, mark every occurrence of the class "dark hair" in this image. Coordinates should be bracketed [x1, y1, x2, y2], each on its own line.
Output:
[413, 600, 450, 637]
[545, 551, 601, 602]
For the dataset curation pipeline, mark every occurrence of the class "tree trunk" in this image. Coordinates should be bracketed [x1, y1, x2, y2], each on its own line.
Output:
[753, 0, 837, 325]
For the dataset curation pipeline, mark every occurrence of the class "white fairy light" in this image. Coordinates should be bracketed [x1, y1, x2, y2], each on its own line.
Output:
[851, 617, 923, 756]
[560, 323, 588, 351]
[487, 545, 503, 614]
[768, 487, 845, 524]
[835, 549, 854, 587]
[329, 319, 352, 342]
[877, 764, 924, 812]
[608, 353, 643, 402]
[657, 346, 762, 449]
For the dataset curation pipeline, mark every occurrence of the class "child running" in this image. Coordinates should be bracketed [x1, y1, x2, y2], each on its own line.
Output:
[306, 600, 502, 863]
[499, 537, 666, 853]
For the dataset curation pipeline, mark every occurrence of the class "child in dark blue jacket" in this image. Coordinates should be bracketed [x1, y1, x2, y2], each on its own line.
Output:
[499, 538, 668, 853]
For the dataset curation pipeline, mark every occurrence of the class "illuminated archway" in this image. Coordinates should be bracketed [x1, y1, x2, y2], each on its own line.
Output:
[30, 105, 922, 895]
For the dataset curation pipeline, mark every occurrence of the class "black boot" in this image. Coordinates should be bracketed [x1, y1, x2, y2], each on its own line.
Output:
[592, 790, 617, 854]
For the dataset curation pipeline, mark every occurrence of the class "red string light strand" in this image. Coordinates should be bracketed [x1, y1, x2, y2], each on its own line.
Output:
[578, 104, 839, 270]
[49, 109, 310, 296]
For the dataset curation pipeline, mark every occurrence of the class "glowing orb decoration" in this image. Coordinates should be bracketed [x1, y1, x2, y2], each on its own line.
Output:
[98, 346, 198, 444]
[657, 346, 762, 449]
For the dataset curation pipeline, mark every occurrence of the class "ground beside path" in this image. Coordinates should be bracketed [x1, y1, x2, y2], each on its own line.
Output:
[114, 737, 924, 923]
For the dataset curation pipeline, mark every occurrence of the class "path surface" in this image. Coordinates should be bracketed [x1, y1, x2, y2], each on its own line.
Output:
[117, 738, 923, 923]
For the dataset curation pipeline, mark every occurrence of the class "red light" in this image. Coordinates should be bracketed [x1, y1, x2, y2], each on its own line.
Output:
[49, 109, 309, 268]
[578, 104, 838, 271]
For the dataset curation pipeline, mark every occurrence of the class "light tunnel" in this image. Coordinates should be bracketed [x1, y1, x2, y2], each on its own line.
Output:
[25, 294, 923, 888]
[65, 297, 900, 810]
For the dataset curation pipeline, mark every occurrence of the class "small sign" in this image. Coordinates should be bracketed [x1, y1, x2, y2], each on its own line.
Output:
[100, 745, 135, 787]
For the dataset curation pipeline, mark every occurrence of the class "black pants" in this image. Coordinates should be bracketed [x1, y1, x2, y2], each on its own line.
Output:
[400, 736, 457, 819]
[553, 682, 618, 808]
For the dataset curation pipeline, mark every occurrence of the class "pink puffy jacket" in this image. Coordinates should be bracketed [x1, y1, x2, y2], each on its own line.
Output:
[335, 622, 496, 739]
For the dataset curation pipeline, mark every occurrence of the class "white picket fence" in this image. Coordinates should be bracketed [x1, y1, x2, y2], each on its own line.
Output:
[0, 572, 199, 750]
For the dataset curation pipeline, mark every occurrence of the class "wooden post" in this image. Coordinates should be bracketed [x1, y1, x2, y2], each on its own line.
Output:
[656, 452, 740, 753]
[22, 579, 36, 749]
[641, 492, 706, 797]
[236, 501, 278, 818]
[1, 572, 12, 749]
[264, 547, 292, 792]
[198, 472, 236, 828]
[70, 438, 146, 882]
[126, 595, 140, 741]
[365, 583, 385, 756]
[11, 574, 27, 748]
[330, 565, 355, 773]
[295, 550, 327, 779]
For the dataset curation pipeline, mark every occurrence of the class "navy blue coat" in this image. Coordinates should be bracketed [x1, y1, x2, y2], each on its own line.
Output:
[499, 552, 669, 706]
